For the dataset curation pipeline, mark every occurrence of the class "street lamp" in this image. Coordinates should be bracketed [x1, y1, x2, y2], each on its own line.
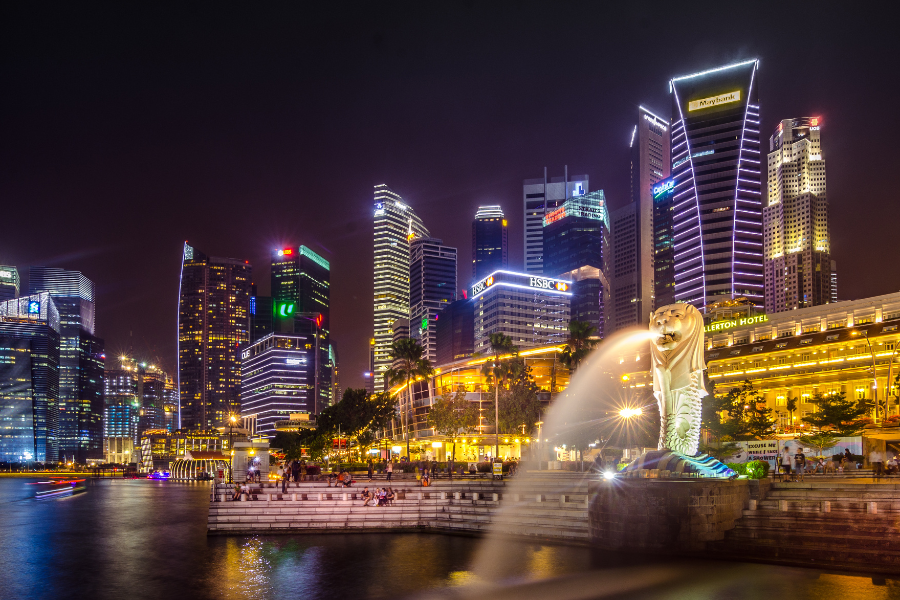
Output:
[228, 414, 237, 483]
[852, 330, 883, 422]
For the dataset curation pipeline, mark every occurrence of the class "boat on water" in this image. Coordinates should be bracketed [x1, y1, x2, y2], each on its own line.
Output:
[148, 470, 171, 480]
[30, 478, 87, 500]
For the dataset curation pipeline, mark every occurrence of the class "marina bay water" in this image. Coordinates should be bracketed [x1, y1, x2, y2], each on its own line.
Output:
[0, 477, 895, 600]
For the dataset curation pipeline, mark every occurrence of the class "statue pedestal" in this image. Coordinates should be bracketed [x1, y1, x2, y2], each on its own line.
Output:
[620, 449, 737, 479]
[588, 478, 750, 552]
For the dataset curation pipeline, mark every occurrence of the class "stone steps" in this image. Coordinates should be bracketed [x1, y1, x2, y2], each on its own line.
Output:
[737, 511, 900, 534]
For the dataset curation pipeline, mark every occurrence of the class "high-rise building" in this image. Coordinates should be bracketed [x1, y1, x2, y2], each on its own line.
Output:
[523, 167, 589, 276]
[669, 60, 763, 308]
[764, 117, 832, 312]
[178, 243, 251, 430]
[0, 293, 60, 463]
[271, 245, 331, 411]
[330, 343, 340, 403]
[542, 191, 609, 336]
[364, 338, 375, 394]
[472, 206, 508, 282]
[29, 267, 104, 461]
[409, 237, 457, 363]
[104, 357, 176, 445]
[0, 266, 19, 301]
[373, 184, 430, 390]
[653, 176, 677, 309]
[435, 299, 475, 366]
[249, 285, 273, 343]
[609, 107, 671, 333]
[471, 271, 570, 353]
[240, 332, 313, 439]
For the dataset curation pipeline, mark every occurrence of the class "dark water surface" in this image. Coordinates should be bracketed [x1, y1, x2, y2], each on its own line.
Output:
[0, 477, 897, 600]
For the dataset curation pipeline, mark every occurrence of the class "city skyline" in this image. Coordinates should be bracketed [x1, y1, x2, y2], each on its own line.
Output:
[2, 5, 898, 391]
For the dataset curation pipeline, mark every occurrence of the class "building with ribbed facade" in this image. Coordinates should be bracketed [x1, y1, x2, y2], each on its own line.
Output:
[29, 267, 104, 462]
[0, 293, 60, 463]
[764, 117, 832, 312]
[178, 243, 251, 430]
[523, 168, 589, 276]
[669, 59, 763, 308]
[409, 237, 457, 364]
[472, 206, 508, 282]
[436, 299, 474, 366]
[373, 184, 430, 390]
[471, 271, 570, 353]
[240, 332, 312, 439]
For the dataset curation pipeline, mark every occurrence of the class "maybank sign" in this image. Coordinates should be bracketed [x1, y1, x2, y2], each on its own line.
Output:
[471, 272, 570, 299]
[688, 90, 741, 112]
[704, 314, 768, 333]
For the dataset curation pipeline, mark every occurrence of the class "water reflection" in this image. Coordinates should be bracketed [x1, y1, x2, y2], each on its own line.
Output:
[0, 478, 895, 600]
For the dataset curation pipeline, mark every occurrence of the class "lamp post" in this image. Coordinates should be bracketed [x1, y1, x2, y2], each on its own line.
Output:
[228, 414, 236, 483]
[852, 330, 882, 422]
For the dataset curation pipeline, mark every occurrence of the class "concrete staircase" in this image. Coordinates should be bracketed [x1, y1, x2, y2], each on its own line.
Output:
[713, 481, 900, 574]
[208, 473, 591, 543]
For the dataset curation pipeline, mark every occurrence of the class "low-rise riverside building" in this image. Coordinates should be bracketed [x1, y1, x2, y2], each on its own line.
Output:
[386, 343, 570, 461]
[620, 292, 900, 430]
[138, 429, 237, 472]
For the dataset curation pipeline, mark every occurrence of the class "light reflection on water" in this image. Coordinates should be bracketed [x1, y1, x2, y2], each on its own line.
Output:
[0, 478, 896, 600]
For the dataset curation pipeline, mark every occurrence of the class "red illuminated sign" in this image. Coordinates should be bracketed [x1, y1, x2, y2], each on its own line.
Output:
[283, 248, 293, 255]
[810, 117, 819, 126]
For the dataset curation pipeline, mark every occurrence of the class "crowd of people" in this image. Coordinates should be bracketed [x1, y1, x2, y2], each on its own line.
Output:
[777, 446, 900, 481]
[359, 487, 395, 507]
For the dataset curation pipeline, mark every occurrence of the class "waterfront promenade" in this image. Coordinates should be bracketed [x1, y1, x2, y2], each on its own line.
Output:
[210, 472, 900, 575]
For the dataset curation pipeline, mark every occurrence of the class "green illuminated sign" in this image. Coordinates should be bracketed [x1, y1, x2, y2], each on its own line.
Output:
[275, 302, 295, 318]
[704, 314, 768, 333]
[421, 317, 428, 331]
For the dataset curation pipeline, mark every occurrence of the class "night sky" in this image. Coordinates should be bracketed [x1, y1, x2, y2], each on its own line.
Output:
[2, 3, 898, 390]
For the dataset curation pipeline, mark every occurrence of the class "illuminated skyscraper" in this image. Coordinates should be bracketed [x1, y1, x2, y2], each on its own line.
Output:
[409, 237, 457, 363]
[271, 245, 331, 411]
[543, 191, 609, 336]
[669, 60, 763, 308]
[178, 243, 251, 430]
[764, 117, 832, 312]
[373, 184, 430, 390]
[29, 267, 104, 462]
[0, 293, 60, 463]
[0, 266, 19, 301]
[472, 206, 508, 282]
[609, 107, 671, 333]
[523, 167, 589, 276]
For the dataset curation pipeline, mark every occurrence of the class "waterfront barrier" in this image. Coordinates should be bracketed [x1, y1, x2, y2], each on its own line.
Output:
[208, 473, 592, 543]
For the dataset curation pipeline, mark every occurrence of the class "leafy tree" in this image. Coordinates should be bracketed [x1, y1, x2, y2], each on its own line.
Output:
[785, 396, 798, 432]
[482, 333, 516, 458]
[799, 432, 840, 458]
[559, 320, 599, 372]
[384, 339, 433, 458]
[802, 392, 869, 436]
[427, 385, 479, 462]
[485, 359, 543, 435]
[702, 380, 775, 441]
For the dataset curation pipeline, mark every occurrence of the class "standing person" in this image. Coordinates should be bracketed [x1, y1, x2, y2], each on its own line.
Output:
[367, 460, 374, 482]
[780, 447, 793, 482]
[386, 460, 393, 482]
[870, 448, 884, 479]
[431, 459, 437, 481]
[281, 463, 290, 494]
[794, 447, 807, 482]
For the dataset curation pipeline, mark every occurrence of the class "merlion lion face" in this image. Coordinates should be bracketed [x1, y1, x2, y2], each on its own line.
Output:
[650, 304, 698, 352]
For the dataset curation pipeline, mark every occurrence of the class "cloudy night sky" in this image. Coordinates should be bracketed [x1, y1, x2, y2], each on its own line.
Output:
[1, 3, 897, 389]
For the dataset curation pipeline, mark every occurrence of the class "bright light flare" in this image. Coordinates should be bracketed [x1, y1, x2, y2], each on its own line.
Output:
[603, 471, 616, 480]
[619, 407, 643, 419]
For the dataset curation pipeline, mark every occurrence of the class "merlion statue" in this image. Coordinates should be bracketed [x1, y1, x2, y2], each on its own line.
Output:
[649, 303, 706, 455]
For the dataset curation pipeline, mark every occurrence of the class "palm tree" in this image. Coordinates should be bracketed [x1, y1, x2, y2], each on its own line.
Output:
[560, 320, 598, 372]
[482, 333, 516, 460]
[385, 338, 433, 459]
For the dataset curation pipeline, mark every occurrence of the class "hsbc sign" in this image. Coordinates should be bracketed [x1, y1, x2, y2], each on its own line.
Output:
[529, 277, 568, 292]
[471, 271, 571, 298]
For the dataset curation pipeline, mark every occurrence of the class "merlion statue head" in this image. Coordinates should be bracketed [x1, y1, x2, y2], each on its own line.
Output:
[649, 303, 706, 391]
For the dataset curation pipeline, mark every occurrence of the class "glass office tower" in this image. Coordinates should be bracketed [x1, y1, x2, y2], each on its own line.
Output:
[669, 59, 763, 308]
[472, 206, 508, 282]
[29, 267, 104, 461]
[409, 237, 457, 363]
[178, 243, 251, 430]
